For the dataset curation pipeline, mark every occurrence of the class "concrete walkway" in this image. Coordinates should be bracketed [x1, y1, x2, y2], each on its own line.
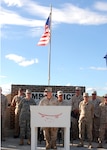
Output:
[1, 137, 107, 150]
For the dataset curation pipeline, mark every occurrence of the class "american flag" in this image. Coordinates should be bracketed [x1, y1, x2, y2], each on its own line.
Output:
[37, 14, 51, 46]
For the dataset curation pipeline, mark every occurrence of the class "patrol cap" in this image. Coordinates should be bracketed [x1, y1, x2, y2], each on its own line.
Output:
[75, 87, 81, 91]
[26, 89, 31, 93]
[92, 90, 97, 95]
[83, 92, 89, 97]
[103, 94, 107, 98]
[57, 91, 63, 96]
[44, 87, 52, 92]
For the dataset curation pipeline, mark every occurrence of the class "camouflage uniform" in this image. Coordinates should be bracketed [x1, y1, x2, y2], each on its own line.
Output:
[71, 94, 83, 139]
[11, 94, 24, 137]
[98, 98, 107, 148]
[1, 93, 8, 141]
[78, 93, 94, 147]
[39, 95, 58, 149]
[18, 97, 36, 140]
[90, 97, 101, 141]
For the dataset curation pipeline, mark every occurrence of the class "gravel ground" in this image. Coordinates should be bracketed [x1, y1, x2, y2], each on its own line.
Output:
[1, 137, 107, 150]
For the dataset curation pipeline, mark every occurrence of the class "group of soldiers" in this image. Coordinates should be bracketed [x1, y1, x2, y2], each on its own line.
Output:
[1, 86, 107, 149]
[71, 88, 107, 149]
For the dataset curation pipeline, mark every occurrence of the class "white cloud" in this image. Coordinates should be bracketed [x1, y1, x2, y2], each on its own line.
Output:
[2, 0, 22, 7]
[22, 0, 107, 25]
[19, 58, 39, 67]
[86, 87, 96, 93]
[94, 2, 107, 11]
[29, 27, 44, 37]
[5, 54, 25, 63]
[0, 8, 44, 27]
[79, 66, 107, 71]
[66, 83, 71, 86]
[5, 54, 39, 67]
[86, 86, 107, 96]
[53, 4, 107, 25]
[22, 0, 50, 18]
[1, 0, 107, 28]
[0, 75, 7, 78]
[89, 66, 107, 70]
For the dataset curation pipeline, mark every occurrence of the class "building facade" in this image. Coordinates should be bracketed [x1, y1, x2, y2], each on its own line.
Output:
[9, 84, 85, 129]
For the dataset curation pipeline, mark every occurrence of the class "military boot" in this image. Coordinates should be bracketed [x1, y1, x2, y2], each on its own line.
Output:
[19, 139, 24, 145]
[97, 142, 103, 148]
[27, 139, 31, 145]
[51, 145, 57, 149]
[97, 139, 103, 148]
[88, 142, 93, 149]
[77, 139, 84, 147]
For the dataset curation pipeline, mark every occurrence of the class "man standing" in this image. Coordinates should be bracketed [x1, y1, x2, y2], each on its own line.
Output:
[97, 94, 107, 148]
[71, 87, 83, 140]
[18, 89, 36, 145]
[39, 87, 58, 149]
[90, 90, 101, 142]
[78, 93, 94, 148]
[0, 87, 8, 141]
[11, 88, 25, 138]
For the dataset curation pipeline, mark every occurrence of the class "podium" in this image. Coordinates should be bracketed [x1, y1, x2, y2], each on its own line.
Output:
[30, 106, 71, 150]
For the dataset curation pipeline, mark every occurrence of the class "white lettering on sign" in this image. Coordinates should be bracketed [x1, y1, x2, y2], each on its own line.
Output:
[31, 92, 75, 105]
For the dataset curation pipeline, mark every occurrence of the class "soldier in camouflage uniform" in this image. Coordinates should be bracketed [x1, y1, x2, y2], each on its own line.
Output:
[39, 87, 58, 149]
[71, 87, 83, 140]
[11, 88, 25, 138]
[18, 89, 36, 145]
[0, 87, 8, 141]
[90, 90, 101, 142]
[77, 93, 94, 148]
[97, 94, 107, 148]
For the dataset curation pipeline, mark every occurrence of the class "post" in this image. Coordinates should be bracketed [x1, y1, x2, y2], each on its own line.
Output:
[48, 6, 52, 85]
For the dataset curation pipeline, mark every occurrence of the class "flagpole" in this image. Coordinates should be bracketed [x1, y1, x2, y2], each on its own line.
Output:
[48, 5, 52, 85]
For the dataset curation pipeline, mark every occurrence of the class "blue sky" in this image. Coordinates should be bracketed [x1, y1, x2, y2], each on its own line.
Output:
[1, 0, 107, 96]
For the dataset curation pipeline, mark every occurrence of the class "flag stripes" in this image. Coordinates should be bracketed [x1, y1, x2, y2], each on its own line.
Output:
[37, 15, 51, 46]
